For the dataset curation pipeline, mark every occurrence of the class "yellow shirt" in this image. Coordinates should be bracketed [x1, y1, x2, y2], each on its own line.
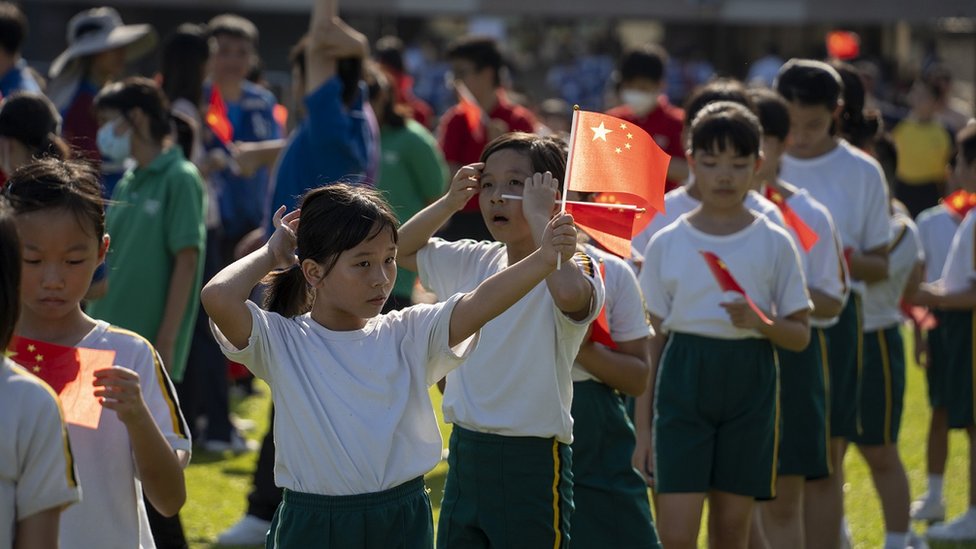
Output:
[892, 119, 952, 184]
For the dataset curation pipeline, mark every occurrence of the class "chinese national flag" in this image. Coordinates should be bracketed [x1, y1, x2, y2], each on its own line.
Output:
[764, 187, 819, 252]
[565, 201, 639, 258]
[8, 337, 115, 429]
[566, 110, 669, 216]
[943, 190, 976, 219]
[206, 86, 233, 145]
[699, 251, 773, 325]
[901, 301, 937, 331]
[454, 81, 484, 140]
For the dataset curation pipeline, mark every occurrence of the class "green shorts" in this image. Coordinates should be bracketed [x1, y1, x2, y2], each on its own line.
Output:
[850, 326, 906, 446]
[825, 294, 863, 439]
[943, 310, 976, 429]
[776, 327, 831, 479]
[570, 381, 659, 549]
[266, 477, 433, 549]
[926, 312, 948, 408]
[437, 427, 573, 549]
[654, 333, 779, 499]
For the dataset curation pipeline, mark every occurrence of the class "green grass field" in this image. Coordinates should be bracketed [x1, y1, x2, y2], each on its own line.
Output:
[183, 329, 974, 548]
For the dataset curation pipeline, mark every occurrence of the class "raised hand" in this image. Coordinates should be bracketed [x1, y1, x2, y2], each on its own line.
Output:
[267, 206, 301, 270]
[540, 213, 578, 268]
[444, 163, 483, 211]
[521, 171, 559, 223]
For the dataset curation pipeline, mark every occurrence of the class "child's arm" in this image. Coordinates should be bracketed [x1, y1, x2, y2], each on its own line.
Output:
[849, 246, 889, 283]
[202, 207, 300, 350]
[155, 247, 199, 372]
[913, 281, 976, 310]
[522, 173, 594, 320]
[306, 0, 367, 95]
[809, 288, 844, 320]
[720, 301, 811, 351]
[632, 314, 666, 487]
[576, 337, 650, 397]
[14, 509, 61, 549]
[448, 213, 575, 347]
[93, 367, 185, 516]
[397, 163, 482, 272]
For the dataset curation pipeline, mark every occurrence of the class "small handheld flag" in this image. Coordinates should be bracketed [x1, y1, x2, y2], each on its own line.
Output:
[699, 251, 773, 325]
[206, 86, 234, 145]
[764, 187, 819, 252]
[943, 190, 976, 219]
[589, 261, 617, 349]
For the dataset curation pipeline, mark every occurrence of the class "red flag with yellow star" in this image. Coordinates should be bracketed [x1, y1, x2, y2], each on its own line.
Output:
[943, 190, 976, 219]
[764, 186, 819, 252]
[699, 251, 773, 325]
[566, 110, 669, 217]
[8, 336, 114, 429]
[206, 86, 233, 145]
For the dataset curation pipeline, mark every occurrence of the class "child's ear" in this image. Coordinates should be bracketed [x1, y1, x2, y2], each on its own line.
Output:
[754, 152, 765, 174]
[98, 234, 110, 263]
[301, 258, 325, 288]
[831, 99, 845, 119]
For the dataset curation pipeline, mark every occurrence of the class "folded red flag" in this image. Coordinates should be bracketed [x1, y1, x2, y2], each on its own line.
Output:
[206, 86, 234, 145]
[454, 81, 485, 140]
[699, 251, 773, 325]
[9, 337, 115, 429]
[566, 201, 639, 258]
[943, 189, 976, 219]
[900, 301, 938, 331]
[566, 110, 669, 217]
[589, 261, 617, 349]
[764, 187, 819, 252]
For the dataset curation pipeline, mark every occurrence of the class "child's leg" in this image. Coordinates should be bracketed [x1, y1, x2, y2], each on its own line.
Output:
[760, 475, 805, 548]
[803, 439, 846, 549]
[746, 509, 771, 549]
[708, 490, 757, 549]
[927, 407, 949, 476]
[855, 444, 911, 534]
[656, 493, 706, 549]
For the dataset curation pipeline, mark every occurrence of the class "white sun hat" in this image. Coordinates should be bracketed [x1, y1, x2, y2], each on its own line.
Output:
[48, 7, 157, 80]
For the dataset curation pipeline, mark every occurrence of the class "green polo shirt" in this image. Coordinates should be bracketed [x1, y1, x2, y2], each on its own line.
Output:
[88, 146, 206, 382]
[376, 119, 449, 299]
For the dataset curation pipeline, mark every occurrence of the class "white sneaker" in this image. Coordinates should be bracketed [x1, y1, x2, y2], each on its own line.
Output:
[839, 519, 853, 549]
[216, 514, 272, 546]
[908, 531, 929, 549]
[203, 431, 259, 454]
[911, 494, 946, 523]
[927, 512, 976, 541]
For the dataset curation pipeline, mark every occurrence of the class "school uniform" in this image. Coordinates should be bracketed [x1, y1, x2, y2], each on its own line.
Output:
[852, 214, 923, 445]
[632, 183, 785, 263]
[916, 204, 964, 407]
[639, 215, 811, 498]
[417, 238, 605, 549]
[773, 186, 848, 478]
[211, 295, 475, 548]
[780, 140, 891, 440]
[939, 211, 976, 429]
[570, 245, 659, 549]
[0, 358, 80, 547]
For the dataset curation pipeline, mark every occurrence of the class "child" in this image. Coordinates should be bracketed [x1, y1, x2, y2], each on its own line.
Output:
[396, 132, 605, 547]
[5, 158, 190, 548]
[202, 182, 579, 548]
[748, 88, 848, 548]
[0, 92, 71, 176]
[776, 58, 892, 549]
[916, 125, 976, 543]
[635, 101, 811, 549]
[911, 123, 976, 524]
[0, 195, 80, 547]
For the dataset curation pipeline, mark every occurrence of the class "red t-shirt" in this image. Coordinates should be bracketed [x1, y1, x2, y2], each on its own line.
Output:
[607, 97, 685, 191]
[438, 91, 537, 211]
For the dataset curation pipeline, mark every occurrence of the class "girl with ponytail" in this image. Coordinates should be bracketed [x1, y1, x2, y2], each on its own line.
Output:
[0, 92, 70, 177]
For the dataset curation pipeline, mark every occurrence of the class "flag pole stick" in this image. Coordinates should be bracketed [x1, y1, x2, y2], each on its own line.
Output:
[502, 195, 645, 213]
[556, 105, 581, 270]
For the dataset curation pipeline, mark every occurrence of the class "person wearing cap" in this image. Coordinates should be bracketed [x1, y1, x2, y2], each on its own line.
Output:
[46, 7, 156, 196]
[0, 2, 42, 98]
[0, 92, 70, 178]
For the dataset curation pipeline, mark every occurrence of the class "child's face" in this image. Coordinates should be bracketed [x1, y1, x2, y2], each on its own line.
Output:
[479, 148, 534, 244]
[689, 146, 760, 208]
[784, 101, 835, 159]
[314, 225, 397, 327]
[16, 208, 107, 323]
[212, 35, 254, 84]
[451, 59, 493, 96]
[954, 153, 976, 192]
[909, 83, 938, 119]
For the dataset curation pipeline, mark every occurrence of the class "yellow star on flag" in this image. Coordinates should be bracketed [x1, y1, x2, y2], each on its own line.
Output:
[35, 354, 43, 362]
[32, 365, 41, 373]
[625, 143, 632, 150]
[615, 147, 622, 154]
[619, 123, 628, 129]
[590, 122, 612, 142]
[27, 344, 35, 352]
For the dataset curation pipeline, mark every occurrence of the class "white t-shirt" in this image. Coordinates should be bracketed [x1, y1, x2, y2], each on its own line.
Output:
[632, 183, 786, 260]
[418, 238, 606, 444]
[941, 210, 976, 294]
[62, 323, 191, 549]
[212, 295, 474, 496]
[917, 204, 964, 283]
[780, 140, 891, 296]
[863, 214, 924, 332]
[0, 359, 80, 548]
[640, 215, 811, 339]
[572, 245, 652, 383]
[781, 187, 850, 328]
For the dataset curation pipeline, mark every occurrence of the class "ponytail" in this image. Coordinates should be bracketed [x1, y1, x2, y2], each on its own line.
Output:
[261, 266, 312, 318]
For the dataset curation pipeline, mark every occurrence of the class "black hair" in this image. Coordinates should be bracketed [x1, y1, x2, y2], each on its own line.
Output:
[747, 87, 791, 141]
[690, 101, 763, 157]
[872, 133, 898, 186]
[375, 35, 406, 73]
[830, 61, 881, 149]
[263, 184, 400, 318]
[0, 196, 19, 349]
[958, 123, 976, 168]
[683, 78, 754, 132]
[207, 14, 258, 46]
[3, 158, 106, 240]
[289, 34, 360, 108]
[0, 1, 27, 56]
[480, 132, 568, 187]
[619, 44, 668, 84]
[447, 35, 503, 87]
[0, 93, 70, 161]
[161, 23, 211, 107]
[94, 77, 172, 143]
[365, 61, 406, 129]
[775, 58, 844, 111]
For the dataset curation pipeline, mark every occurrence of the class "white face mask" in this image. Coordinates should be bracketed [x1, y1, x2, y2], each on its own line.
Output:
[96, 118, 132, 161]
[620, 89, 659, 115]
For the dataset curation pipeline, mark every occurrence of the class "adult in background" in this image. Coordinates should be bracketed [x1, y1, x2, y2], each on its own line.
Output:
[0, 2, 41, 97]
[375, 35, 434, 129]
